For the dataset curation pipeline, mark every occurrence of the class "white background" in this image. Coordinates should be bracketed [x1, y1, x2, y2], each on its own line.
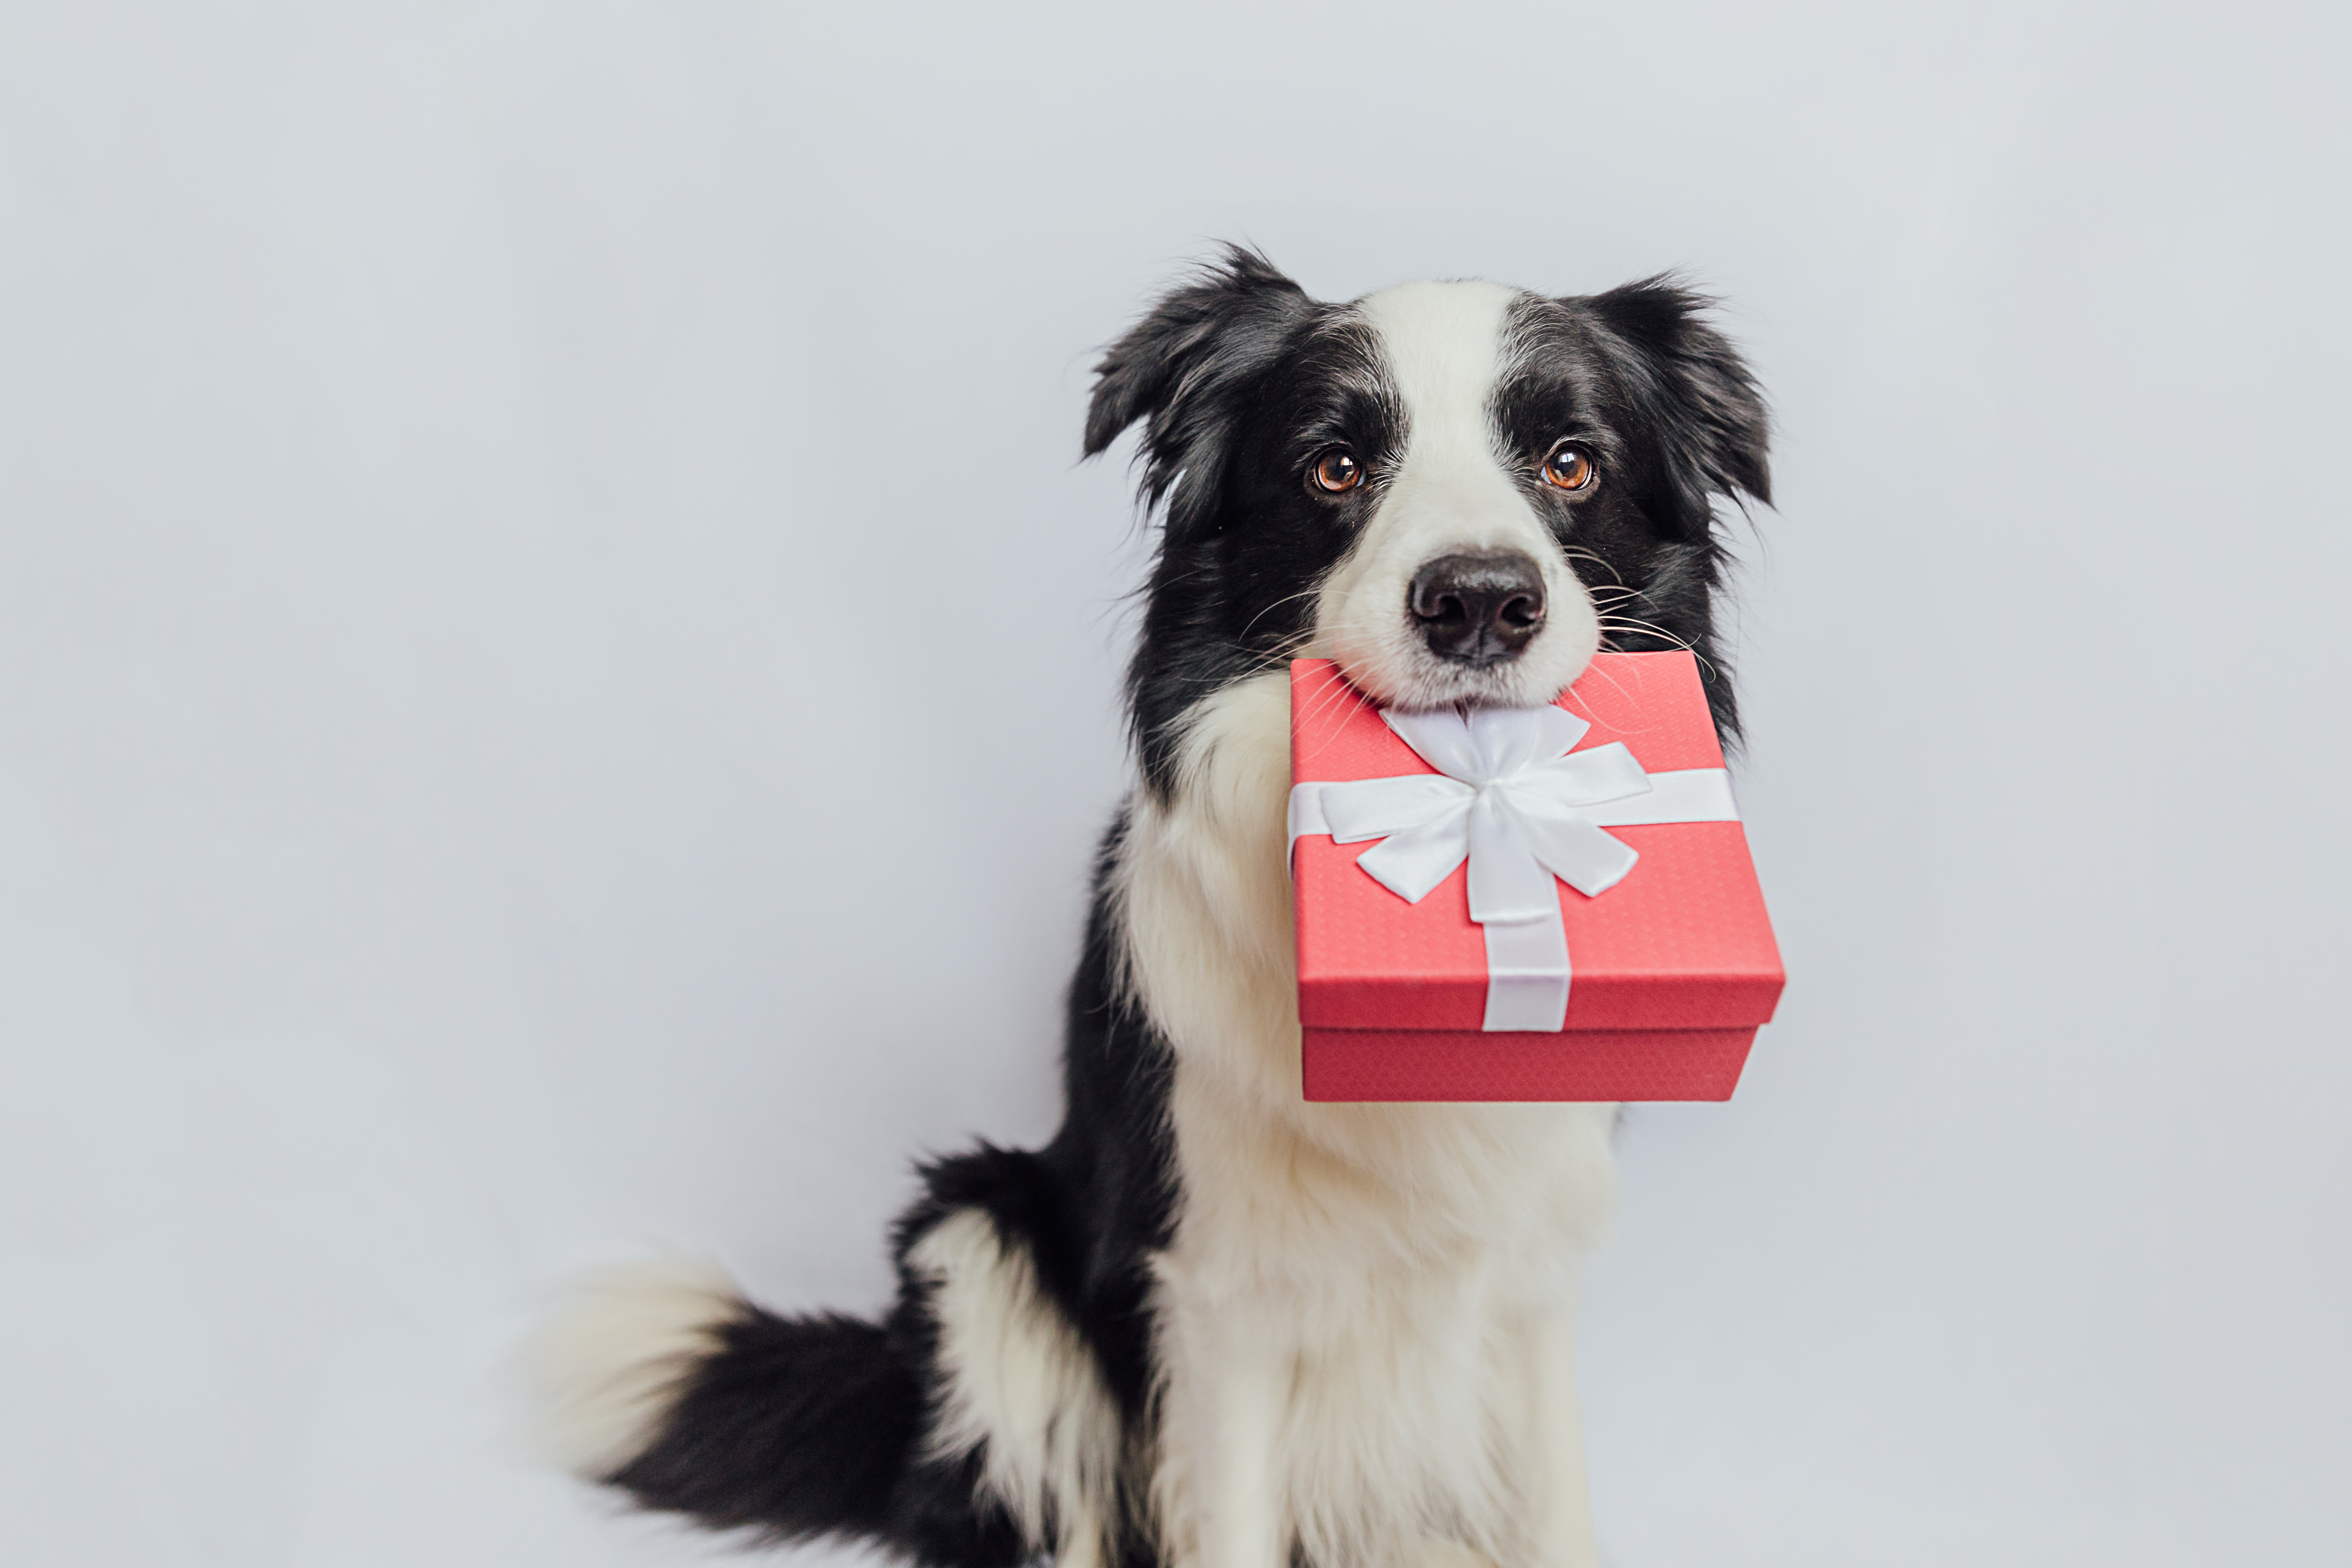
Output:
[2, 3, 2347, 1564]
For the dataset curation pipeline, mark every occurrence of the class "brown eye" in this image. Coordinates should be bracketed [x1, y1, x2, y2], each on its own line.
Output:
[1311, 447, 1363, 494]
[1542, 442, 1595, 491]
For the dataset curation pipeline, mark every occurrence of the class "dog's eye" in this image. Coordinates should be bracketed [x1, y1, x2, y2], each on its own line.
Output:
[1310, 448, 1364, 494]
[1542, 443, 1596, 492]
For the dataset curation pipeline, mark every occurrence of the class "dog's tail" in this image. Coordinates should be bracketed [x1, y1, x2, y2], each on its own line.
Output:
[523, 1155, 1120, 1566]
[522, 1258, 931, 1544]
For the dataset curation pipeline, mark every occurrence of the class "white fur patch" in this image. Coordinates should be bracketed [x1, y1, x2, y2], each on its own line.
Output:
[1312, 280, 1601, 712]
[518, 1256, 743, 1479]
[1119, 673, 1617, 1568]
[907, 1209, 1121, 1568]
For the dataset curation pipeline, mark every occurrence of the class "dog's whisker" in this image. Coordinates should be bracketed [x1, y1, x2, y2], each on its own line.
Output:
[1596, 615, 1697, 650]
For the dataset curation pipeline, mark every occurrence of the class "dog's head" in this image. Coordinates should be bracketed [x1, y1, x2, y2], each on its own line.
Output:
[1086, 247, 1770, 795]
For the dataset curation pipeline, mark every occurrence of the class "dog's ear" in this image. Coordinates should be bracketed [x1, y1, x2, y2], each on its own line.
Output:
[1580, 277, 1771, 540]
[1084, 246, 1312, 525]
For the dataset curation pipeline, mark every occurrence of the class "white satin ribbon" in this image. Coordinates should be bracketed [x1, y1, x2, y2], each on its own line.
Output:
[1288, 704, 1740, 1031]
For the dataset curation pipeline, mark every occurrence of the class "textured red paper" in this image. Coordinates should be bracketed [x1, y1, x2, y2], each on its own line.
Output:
[1291, 653, 1784, 1101]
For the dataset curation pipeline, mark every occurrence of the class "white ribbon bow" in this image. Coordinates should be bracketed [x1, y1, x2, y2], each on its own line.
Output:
[1288, 704, 1740, 1032]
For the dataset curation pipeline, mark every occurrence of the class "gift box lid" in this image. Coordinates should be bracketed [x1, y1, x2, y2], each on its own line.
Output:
[1290, 653, 1785, 1034]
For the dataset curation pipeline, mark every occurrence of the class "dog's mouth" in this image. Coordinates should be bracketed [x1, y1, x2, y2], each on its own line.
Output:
[1330, 647, 1585, 715]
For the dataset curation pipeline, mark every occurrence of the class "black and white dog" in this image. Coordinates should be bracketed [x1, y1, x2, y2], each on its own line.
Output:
[529, 248, 1770, 1568]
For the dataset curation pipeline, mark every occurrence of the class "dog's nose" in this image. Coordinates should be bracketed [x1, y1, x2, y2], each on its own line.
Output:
[1407, 551, 1547, 665]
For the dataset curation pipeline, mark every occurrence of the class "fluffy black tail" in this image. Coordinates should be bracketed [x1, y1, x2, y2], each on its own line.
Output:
[525, 1240, 1043, 1566]
[606, 1303, 922, 1538]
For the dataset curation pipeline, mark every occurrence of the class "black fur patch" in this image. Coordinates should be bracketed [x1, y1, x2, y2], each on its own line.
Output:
[604, 1306, 938, 1547]
[1498, 281, 1771, 739]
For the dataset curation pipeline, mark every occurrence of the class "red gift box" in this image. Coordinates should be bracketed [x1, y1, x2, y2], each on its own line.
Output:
[1289, 653, 1784, 1101]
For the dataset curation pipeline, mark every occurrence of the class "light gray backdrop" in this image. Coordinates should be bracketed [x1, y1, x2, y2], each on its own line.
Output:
[2, 3, 2346, 1564]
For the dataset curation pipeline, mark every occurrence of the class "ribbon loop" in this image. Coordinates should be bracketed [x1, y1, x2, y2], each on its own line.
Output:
[1519, 741, 1652, 807]
[1319, 774, 1473, 843]
[1353, 802, 1475, 904]
[1500, 795, 1642, 898]
[1463, 704, 1590, 777]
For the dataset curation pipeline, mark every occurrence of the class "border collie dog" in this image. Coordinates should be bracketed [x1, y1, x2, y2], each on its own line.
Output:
[530, 248, 1769, 1568]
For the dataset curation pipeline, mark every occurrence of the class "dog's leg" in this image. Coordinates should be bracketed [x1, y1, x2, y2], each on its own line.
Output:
[1519, 1307, 1601, 1568]
[1170, 1305, 1291, 1568]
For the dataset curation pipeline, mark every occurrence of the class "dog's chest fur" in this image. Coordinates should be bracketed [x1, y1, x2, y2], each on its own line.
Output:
[1115, 670, 1618, 1565]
